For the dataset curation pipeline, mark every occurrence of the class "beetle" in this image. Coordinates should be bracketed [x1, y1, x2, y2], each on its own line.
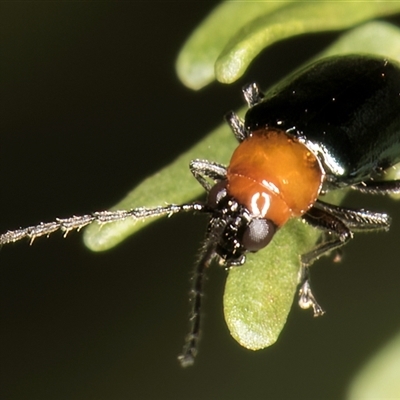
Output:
[2, 54, 400, 367]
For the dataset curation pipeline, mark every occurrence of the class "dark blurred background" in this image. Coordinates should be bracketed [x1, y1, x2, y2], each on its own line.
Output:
[2, 3, 400, 399]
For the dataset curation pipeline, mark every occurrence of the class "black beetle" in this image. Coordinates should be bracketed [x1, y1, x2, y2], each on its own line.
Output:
[2, 54, 400, 366]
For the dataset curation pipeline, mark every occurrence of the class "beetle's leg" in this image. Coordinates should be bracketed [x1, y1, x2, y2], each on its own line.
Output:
[224, 83, 264, 142]
[315, 200, 391, 232]
[299, 200, 391, 315]
[298, 266, 325, 317]
[189, 159, 227, 192]
[302, 206, 353, 266]
[225, 111, 247, 142]
[0, 203, 207, 246]
[242, 82, 264, 107]
[299, 206, 353, 316]
[351, 179, 400, 195]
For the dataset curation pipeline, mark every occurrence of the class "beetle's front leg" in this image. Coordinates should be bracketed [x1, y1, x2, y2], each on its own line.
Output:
[189, 159, 227, 192]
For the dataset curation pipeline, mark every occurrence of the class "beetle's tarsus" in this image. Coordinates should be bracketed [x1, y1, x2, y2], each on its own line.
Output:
[242, 82, 264, 107]
[225, 111, 247, 142]
[177, 345, 197, 368]
[298, 279, 325, 317]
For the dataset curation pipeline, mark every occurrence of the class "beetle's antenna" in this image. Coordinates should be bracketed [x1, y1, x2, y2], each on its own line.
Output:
[178, 234, 218, 367]
[0, 203, 206, 246]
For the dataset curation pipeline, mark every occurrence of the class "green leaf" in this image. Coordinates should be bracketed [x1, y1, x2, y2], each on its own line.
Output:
[347, 329, 400, 399]
[84, 20, 400, 351]
[177, 0, 400, 89]
[223, 219, 320, 350]
[316, 21, 400, 61]
[176, 1, 289, 90]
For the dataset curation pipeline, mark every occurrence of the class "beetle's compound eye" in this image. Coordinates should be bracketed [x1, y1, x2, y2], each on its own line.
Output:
[242, 218, 276, 252]
[207, 180, 228, 207]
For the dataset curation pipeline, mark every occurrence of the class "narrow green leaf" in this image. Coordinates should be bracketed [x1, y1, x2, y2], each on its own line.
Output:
[224, 219, 320, 350]
[176, 1, 289, 90]
[216, 2, 400, 84]
[316, 21, 400, 62]
[347, 329, 400, 399]
[177, 1, 400, 89]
